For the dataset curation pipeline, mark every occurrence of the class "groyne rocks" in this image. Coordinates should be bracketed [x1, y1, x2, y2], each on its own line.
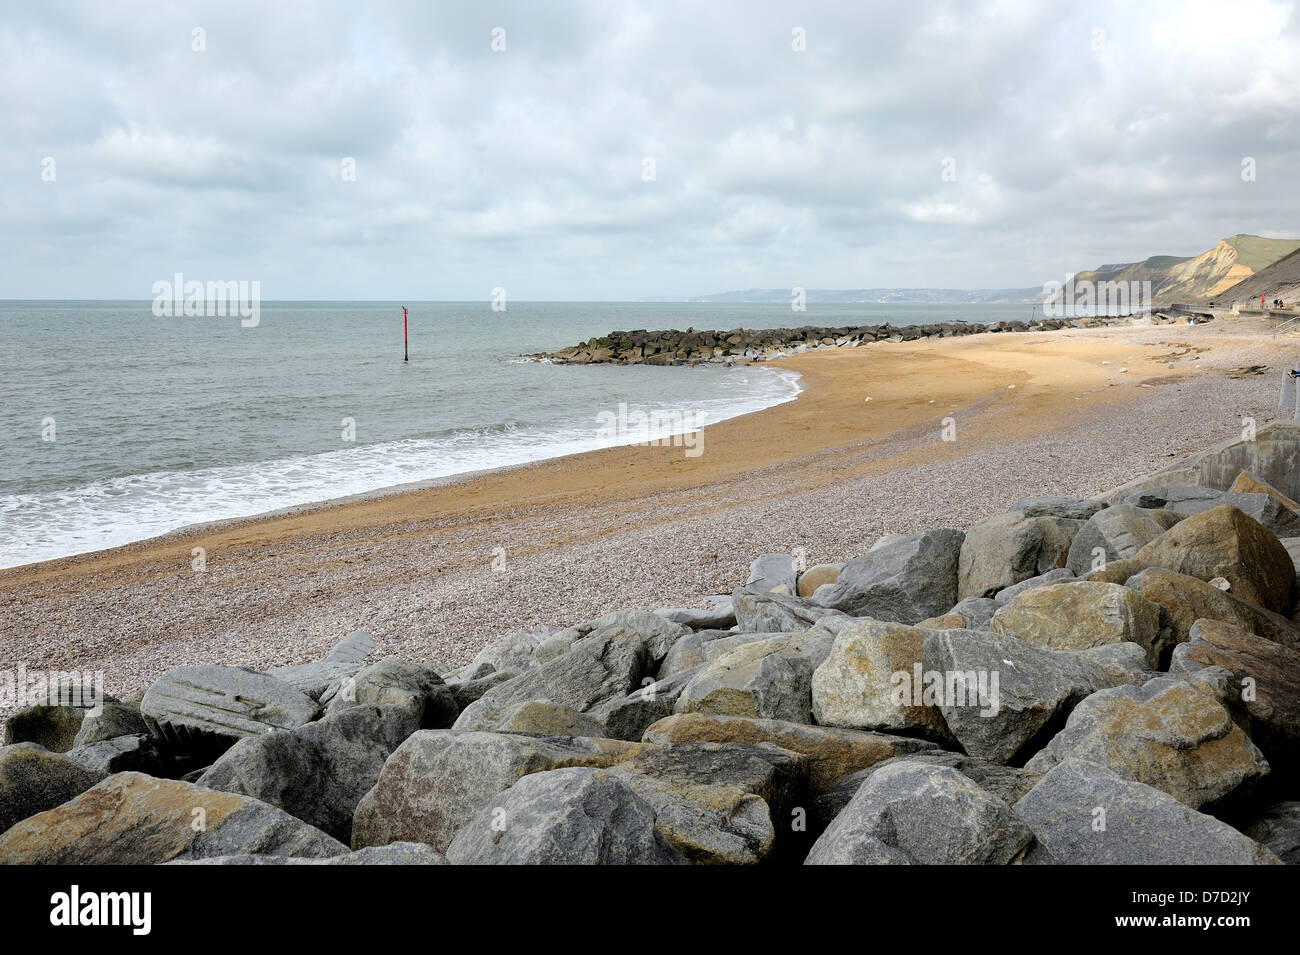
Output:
[535, 312, 1198, 366]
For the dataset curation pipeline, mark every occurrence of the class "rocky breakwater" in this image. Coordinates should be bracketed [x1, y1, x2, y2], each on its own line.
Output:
[534, 312, 1188, 366]
[5, 425, 1300, 865]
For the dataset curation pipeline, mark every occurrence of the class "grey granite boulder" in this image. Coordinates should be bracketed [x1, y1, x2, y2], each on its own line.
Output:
[732, 588, 853, 633]
[1024, 674, 1270, 809]
[72, 703, 150, 748]
[452, 698, 606, 737]
[1013, 759, 1281, 864]
[659, 630, 766, 679]
[198, 703, 419, 843]
[921, 628, 1151, 764]
[993, 568, 1076, 606]
[1125, 567, 1300, 651]
[588, 667, 702, 741]
[805, 761, 1035, 864]
[0, 742, 106, 834]
[1126, 485, 1300, 538]
[1010, 496, 1106, 521]
[445, 767, 685, 865]
[813, 752, 1041, 828]
[0, 772, 347, 864]
[654, 597, 736, 631]
[958, 512, 1080, 600]
[813, 528, 965, 624]
[609, 741, 809, 864]
[471, 624, 652, 715]
[1064, 504, 1183, 576]
[351, 730, 645, 852]
[1169, 617, 1300, 764]
[643, 712, 935, 794]
[140, 666, 320, 760]
[746, 553, 800, 594]
[811, 618, 958, 744]
[3, 682, 119, 753]
[466, 627, 554, 674]
[675, 629, 835, 723]
[66, 734, 166, 776]
[989, 580, 1166, 668]
[267, 630, 374, 702]
[325, 658, 458, 728]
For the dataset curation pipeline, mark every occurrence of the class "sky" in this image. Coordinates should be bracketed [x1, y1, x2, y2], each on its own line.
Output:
[3, 0, 1300, 300]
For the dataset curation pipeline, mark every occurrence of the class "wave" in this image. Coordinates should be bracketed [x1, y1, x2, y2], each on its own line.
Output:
[0, 367, 802, 568]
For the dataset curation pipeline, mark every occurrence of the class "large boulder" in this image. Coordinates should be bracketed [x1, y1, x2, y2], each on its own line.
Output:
[1064, 504, 1182, 576]
[1024, 673, 1269, 809]
[921, 628, 1150, 764]
[588, 668, 701, 741]
[3, 682, 119, 753]
[642, 713, 935, 794]
[810, 619, 957, 743]
[66, 734, 166, 776]
[989, 581, 1165, 668]
[654, 598, 736, 631]
[0, 772, 347, 864]
[608, 742, 809, 864]
[797, 564, 843, 598]
[746, 553, 800, 594]
[351, 730, 645, 852]
[573, 610, 690, 668]
[813, 528, 965, 624]
[674, 629, 835, 723]
[1170, 618, 1300, 765]
[1013, 759, 1281, 864]
[267, 630, 374, 702]
[197, 704, 418, 843]
[445, 767, 685, 865]
[805, 761, 1035, 865]
[732, 588, 852, 633]
[1010, 496, 1106, 521]
[72, 704, 150, 748]
[1127, 485, 1300, 538]
[466, 627, 552, 674]
[813, 752, 1041, 828]
[325, 658, 458, 728]
[471, 625, 651, 715]
[0, 742, 106, 834]
[992, 568, 1076, 606]
[1125, 567, 1300, 651]
[957, 512, 1080, 600]
[1131, 505, 1295, 614]
[658, 629, 761, 679]
[140, 665, 320, 760]
[452, 698, 606, 738]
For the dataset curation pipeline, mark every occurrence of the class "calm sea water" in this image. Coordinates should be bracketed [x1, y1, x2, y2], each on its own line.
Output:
[0, 301, 1033, 568]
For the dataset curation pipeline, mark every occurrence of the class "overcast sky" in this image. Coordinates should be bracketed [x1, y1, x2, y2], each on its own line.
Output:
[3, 0, 1299, 299]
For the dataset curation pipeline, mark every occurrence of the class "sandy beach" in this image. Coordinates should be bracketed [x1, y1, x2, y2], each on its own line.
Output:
[0, 316, 1292, 713]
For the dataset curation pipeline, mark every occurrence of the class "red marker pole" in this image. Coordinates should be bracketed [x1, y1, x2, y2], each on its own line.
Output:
[403, 306, 409, 362]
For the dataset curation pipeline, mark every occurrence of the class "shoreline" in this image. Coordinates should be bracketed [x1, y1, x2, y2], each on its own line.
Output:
[0, 361, 805, 572]
[0, 316, 1291, 714]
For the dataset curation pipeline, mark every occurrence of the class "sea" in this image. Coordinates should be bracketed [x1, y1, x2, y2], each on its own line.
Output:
[0, 301, 1038, 568]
